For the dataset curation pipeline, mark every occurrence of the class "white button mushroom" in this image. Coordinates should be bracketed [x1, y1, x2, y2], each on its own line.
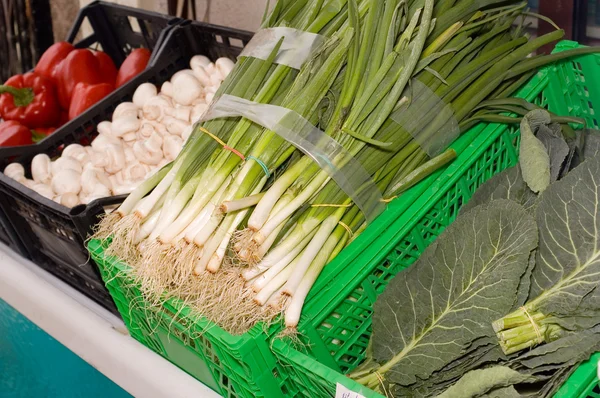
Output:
[181, 125, 194, 143]
[81, 168, 109, 195]
[52, 156, 82, 176]
[62, 144, 90, 165]
[205, 92, 215, 104]
[216, 57, 235, 80]
[32, 183, 54, 199]
[166, 105, 191, 122]
[122, 162, 151, 181]
[171, 72, 203, 106]
[4, 163, 25, 182]
[21, 179, 36, 189]
[132, 83, 158, 108]
[124, 146, 137, 164]
[163, 135, 183, 162]
[160, 81, 174, 98]
[52, 169, 82, 195]
[190, 55, 211, 69]
[191, 103, 209, 123]
[97, 121, 113, 137]
[142, 96, 173, 121]
[162, 116, 189, 137]
[60, 192, 80, 208]
[113, 102, 140, 120]
[122, 132, 138, 142]
[111, 116, 141, 138]
[31, 154, 52, 184]
[191, 65, 212, 87]
[210, 73, 222, 87]
[133, 132, 163, 165]
[205, 63, 217, 76]
[92, 143, 126, 174]
[171, 69, 197, 81]
[91, 132, 121, 152]
[85, 185, 112, 203]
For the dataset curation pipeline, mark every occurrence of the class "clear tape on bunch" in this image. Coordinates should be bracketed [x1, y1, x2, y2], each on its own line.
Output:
[239, 27, 326, 70]
[390, 79, 460, 157]
[201, 94, 386, 223]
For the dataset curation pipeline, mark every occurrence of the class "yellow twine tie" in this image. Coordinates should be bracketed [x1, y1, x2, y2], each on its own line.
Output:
[520, 306, 543, 344]
[311, 203, 352, 208]
[199, 126, 246, 160]
[381, 196, 397, 203]
[375, 371, 391, 398]
[338, 221, 353, 238]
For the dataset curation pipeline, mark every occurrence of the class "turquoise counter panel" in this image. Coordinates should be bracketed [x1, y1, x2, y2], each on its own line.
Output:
[0, 299, 131, 398]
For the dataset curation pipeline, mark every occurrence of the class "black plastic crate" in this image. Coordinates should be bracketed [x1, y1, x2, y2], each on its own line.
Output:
[0, 18, 253, 315]
[0, 1, 178, 314]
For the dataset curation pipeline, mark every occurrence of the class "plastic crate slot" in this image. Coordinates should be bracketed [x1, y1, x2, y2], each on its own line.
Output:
[128, 16, 142, 34]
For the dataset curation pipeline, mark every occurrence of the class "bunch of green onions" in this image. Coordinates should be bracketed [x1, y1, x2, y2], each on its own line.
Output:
[97, 0, 599, 334]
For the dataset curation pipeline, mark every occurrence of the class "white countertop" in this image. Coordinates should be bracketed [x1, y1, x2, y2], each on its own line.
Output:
[0, 243, 220, 398]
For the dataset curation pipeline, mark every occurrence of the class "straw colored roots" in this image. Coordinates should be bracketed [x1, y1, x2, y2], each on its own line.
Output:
[92, 212, 122, 242]
[231, 228, 263, 267]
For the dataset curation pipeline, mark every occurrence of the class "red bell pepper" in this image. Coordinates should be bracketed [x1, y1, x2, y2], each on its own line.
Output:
[31, 127, 56, 142]
[92, 50, 118, 86]
[59, 110, 69, 126]
[35, 42, 75, 84]
[56, 49, 112, 109]
[116, 48, 151, 87]
[0, 121, 34, 146]
[68, 82, 114, 120]
[0, 72, 61, 128]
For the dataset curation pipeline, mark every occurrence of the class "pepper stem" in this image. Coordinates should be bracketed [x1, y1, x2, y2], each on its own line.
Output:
[0, 85, 35, 107]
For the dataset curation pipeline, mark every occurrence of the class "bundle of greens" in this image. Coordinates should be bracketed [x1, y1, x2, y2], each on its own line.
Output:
[350, 111, 600, 397]
[96, 0, 600, 335]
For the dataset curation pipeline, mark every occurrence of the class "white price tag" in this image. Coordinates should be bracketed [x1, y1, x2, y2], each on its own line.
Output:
[335, 383, 367, 398]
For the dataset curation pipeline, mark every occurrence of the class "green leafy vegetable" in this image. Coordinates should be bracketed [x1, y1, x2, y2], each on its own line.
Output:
[437, 366, 537, 398]
[518, 110, 551, 193]
[494, 155, 600, 352]
[583, 128, 600, 158]
[535, 123, 569, 182]
[479, 386, 521, 398]
[352, 200, 537, 392]
[354, 129, 600, 398]
[462, 166, 537, 214]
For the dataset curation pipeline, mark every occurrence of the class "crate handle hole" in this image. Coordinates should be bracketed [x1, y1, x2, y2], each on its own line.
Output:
[230, 38, 244, 49]
[128, 16, 142, 34]
[215, 34, 224, 44]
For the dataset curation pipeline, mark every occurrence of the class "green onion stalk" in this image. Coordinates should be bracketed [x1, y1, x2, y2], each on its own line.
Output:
[98, 0, 600, 335]
[233, 3, 597, 331]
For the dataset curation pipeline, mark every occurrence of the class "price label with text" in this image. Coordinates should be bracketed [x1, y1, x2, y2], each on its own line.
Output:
[335, 383, 367, 398]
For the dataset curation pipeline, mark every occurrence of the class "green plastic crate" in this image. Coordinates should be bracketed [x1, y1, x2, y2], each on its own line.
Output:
[267, 41, 600, 397]
[88, 40, 600, 398]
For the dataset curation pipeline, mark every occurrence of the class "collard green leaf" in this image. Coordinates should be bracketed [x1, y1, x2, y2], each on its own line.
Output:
[512, 326, 600, 371]
[536, 124, 569, 182]
[394, 342, 505, 397]
[480, 386, 522, 398]
[370, 200, 538, 389]
[461, 166, 537, 214]
[528, 156, 600, 317]
[559, 126, 584, 178]
[583, 128, 600, 158]
[519, 110, 551, 193]
[436, 366, 536, 398]
[515, 250, 536, 309]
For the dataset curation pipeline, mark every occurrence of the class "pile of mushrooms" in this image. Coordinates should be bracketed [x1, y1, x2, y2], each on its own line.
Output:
[3, 55, 234, 207]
